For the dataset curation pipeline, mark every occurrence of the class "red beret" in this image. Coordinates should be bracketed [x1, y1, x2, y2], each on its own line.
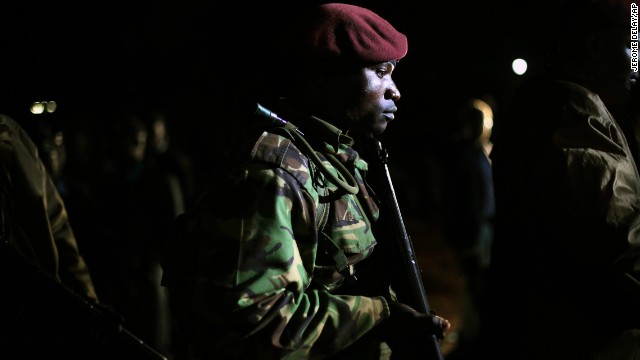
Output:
[297, 3, 408, 67]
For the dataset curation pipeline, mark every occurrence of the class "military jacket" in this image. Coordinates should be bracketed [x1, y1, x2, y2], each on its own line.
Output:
[0, 114, 98, 302]
[164, 115, 391, 359]
[485, 76, 640, 359]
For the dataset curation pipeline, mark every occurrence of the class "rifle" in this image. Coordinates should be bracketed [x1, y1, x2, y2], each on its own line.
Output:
[364, 134, 445, 360]
[247, 103, 444, 358]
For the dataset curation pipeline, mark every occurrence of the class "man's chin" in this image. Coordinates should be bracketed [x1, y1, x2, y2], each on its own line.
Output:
[372, 123, 388, 135]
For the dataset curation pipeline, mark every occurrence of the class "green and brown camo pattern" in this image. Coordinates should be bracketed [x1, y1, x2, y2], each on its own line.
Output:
[164, 130, 389, 359]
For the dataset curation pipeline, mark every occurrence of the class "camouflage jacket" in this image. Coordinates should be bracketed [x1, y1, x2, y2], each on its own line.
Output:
[0, 113, 98, 302]
[163, 114, 391, 359]
[485, 76, 640, 358]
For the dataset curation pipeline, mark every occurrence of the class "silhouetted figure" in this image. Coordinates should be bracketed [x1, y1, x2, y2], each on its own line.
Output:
[0, 113, 101, 358]
[480, 1, 640, 359]
[94, 110, 181, 358]
[24, 110, 115, 303]
[141, 106, 194, 210]
[439, 98, 495, 360]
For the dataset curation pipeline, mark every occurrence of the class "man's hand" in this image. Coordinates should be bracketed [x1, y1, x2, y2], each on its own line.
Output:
[382, 301, 451, 357]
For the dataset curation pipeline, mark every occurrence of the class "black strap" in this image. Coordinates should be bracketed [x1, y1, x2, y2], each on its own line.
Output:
[316, 195, 357, 286]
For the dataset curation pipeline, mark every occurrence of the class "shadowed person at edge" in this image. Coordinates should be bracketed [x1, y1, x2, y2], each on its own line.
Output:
[161, 3, 451, 360]
[0, 113, 100, 358]
[479, 0, 640, 359]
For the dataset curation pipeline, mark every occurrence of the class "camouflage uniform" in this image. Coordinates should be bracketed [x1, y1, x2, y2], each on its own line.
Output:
[482, 76, 640, 359]
[163, 110, 392, 359]
[0, 113, 98, 301]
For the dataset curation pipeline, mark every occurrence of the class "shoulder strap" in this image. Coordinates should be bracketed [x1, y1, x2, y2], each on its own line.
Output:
[315, 197, 330, 232]
[315, 188, 357, 286]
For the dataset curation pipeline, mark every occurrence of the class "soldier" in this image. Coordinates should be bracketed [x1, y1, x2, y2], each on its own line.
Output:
[0, 114, 98, 301]
[0, 113, 100, 357]
[161, 3, 450, 359]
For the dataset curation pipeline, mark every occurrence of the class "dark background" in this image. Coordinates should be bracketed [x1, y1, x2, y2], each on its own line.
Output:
[0, 2, 564, 356]
[0, 0, 560, 168]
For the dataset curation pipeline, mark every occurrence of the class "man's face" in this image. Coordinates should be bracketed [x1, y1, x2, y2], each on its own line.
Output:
[322, 61, 401, 135]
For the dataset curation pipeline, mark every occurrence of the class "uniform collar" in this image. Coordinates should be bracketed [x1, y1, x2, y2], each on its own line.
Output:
[275, 98, 354, 151]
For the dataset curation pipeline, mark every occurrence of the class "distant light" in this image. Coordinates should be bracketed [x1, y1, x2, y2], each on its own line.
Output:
[512, 58, 527, 75]
[30, 101, 57, 115]
[30, 102, 45, 114]
[45, 101, 57, 113]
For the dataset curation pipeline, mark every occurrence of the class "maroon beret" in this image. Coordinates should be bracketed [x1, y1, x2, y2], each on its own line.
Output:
[297, 3, 408, 67]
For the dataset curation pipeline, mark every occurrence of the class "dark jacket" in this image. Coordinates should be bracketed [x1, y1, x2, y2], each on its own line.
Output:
[0, 113, 98, 301]
[481, 75, 640, 359]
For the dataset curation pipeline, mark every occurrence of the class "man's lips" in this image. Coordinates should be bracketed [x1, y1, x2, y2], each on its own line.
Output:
[383, 107, 397, 121]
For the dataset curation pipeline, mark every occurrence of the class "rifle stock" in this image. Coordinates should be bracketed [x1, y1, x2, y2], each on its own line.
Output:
[366, 135, 444, 360]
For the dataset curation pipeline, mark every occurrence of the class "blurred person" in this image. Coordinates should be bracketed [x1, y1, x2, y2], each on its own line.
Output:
[479, 0, 640, 359]
[161, 3, 450, 360]
[0, 112, 100, 357]
[24, 111, 114, 301]
[141, 106, 195, 210]
[438, 98, 495, 360]
[94, 110, 181, 358]
[442, 98, 495, 275]
[0, 112, 98, 299]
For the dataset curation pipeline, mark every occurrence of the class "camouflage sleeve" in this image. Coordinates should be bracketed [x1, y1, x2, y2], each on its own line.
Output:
[45, 172, 100, 302]
[190, 162, 390, 358]
[553, 88, 640, 262]
[9, 116, 99, 302]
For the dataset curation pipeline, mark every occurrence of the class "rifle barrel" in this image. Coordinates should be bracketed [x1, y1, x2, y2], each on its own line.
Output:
[372, 138, 445, 360]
